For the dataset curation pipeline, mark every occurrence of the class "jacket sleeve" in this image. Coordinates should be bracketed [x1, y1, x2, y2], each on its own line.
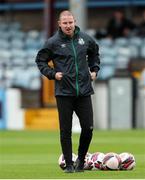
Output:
[35, 41, 56, 80]
[87, 38, 100, 74]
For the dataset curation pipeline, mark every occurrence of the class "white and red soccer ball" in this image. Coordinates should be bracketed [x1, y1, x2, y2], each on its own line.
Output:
[83, 152, 92, 170]
[102, 152, 122, 170]
[119, 152, 136, 170]
[58, 153, 77, 170]
[86, 152, 105, 170]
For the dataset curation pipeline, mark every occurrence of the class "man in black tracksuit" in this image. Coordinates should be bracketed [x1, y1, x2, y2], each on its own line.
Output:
[35, 10, 100, 173]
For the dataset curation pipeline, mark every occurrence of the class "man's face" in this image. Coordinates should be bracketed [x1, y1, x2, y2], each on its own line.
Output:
[58, 15, 76, 37]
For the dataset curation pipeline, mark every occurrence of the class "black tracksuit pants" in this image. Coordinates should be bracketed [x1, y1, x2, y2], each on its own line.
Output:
[56, 95, 93, 166]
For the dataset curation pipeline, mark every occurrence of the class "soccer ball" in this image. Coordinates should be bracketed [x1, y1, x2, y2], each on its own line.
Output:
[86, 152, 105, 170]
[102, 152, 121, 170]
[58, 154, 66, 170]
[58, 153, 77, 170]
[83, 152, 92, 170]
[119, 152, 136, 170]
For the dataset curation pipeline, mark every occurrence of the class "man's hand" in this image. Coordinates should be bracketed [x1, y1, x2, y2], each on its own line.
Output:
[90, 72, 97, 80]
[55, 72, 63, 80]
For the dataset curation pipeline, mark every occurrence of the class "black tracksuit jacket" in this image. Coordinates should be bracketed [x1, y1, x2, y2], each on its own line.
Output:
[35, 26, 100, 96]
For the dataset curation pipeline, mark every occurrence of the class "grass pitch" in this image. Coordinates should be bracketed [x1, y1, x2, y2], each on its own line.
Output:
[0, 129, 145, 179]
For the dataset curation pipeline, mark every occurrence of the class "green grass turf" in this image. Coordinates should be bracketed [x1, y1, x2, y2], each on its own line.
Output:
[0, 129, 145, 179]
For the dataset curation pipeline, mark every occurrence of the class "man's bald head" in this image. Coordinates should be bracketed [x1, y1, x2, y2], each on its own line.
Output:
[59, 10, 75, 21]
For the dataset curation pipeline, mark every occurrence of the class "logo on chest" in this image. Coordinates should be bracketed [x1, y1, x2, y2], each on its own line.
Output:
[78, 38, 85, 45]
[60, 44, 66, 48]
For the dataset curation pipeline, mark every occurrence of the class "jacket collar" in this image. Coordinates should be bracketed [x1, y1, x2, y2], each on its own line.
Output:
[58, 26, 80, 39]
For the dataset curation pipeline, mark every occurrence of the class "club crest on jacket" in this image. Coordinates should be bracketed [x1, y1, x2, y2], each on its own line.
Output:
[78, 38, 85, 45]
[61, 44, 66, 48]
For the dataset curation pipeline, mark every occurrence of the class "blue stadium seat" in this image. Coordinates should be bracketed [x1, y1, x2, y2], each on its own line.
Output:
[98, 65, 115, 79]
[27, 30, 40, 39]
[100, 46, 117, 57]
[25, 38, 41, 49]
[0, 31, 11, 40]
[129, 37, 143, 47]
[116, 55, 130, 69]
[0, 39, 10, 49]
[128, 45, 140, 58]
[115, 38, 128, 47]
[11, 49, 26, 59]
[116, 47, 131, 58]
[0, 50, 11, 63]
[99, 38, 113, 47]
[11, 38, 25, 49]
[101, 56, 115, 65]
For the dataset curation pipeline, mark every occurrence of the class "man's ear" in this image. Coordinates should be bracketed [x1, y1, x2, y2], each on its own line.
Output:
[74, 19, 76, 24]
[58, 21, 61, 27]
